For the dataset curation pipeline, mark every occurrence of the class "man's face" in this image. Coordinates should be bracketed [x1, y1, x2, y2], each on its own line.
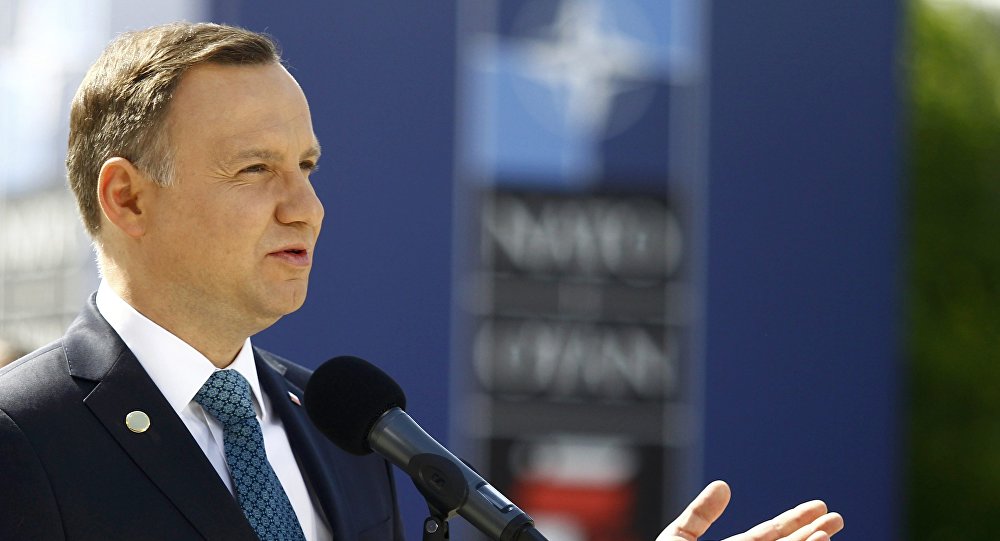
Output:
[140, 62, 324, 333]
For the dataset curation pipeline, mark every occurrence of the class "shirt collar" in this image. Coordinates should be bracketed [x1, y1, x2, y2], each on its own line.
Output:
[95, 280, 269, 421]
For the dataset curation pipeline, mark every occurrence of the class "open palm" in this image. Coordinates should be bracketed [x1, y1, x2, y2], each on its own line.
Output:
[656, 481, 844, 541]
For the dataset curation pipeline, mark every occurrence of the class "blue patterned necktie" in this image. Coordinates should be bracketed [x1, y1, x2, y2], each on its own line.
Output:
[194, 370, 306, 541]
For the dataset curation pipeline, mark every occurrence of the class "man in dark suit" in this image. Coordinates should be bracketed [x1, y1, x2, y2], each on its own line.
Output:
[0, 22, 400, 540]
[0, 20, 843, 541]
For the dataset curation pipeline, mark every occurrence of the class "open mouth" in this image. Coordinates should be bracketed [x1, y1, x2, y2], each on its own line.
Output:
[269, 246, 311, 266]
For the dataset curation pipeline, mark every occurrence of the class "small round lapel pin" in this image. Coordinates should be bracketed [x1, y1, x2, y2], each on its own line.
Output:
[125, 411, 151, 433]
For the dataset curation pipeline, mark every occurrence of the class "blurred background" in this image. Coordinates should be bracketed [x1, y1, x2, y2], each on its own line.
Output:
[1, 0, 992, 539]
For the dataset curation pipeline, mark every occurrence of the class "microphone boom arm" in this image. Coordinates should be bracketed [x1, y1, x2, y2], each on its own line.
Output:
[371, 408, 546, 541]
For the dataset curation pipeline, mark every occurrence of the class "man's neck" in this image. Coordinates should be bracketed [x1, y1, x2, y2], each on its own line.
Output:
[101, 278, 248, 369]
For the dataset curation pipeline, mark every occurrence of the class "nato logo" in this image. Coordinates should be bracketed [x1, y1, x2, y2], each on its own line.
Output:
[460, 0, 701, 190]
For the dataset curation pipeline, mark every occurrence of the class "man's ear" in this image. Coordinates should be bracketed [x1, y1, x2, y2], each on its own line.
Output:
[97, 157, 152, 239]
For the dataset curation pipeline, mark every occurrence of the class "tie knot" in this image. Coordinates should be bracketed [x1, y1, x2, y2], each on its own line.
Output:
[194, 370, 257, 427]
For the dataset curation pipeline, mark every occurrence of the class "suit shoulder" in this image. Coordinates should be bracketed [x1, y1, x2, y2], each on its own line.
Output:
[0, 339, 83, 447]
[0, 338, 62, 372]
[0, 340, 69, 399]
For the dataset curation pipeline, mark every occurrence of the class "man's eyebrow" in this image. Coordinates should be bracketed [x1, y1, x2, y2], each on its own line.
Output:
[223, 143, 322, 167]
[303, 143, 322, 161]
[224, 148, 282, 167]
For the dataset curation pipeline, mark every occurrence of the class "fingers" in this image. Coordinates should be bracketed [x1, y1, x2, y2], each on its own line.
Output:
[656, 481, 732, 541]
[782, 512, 843, 541]
[657, 485, 844, 541]
[732, 500, 835, 541]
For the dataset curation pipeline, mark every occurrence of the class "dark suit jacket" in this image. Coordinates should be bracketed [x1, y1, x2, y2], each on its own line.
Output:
[0, 296, 404, 540]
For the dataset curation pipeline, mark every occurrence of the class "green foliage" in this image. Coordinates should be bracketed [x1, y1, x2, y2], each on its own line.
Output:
[909, 1, 1000, 538]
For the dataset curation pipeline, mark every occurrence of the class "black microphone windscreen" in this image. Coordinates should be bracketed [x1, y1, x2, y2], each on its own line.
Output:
[305, 355, 407, 455]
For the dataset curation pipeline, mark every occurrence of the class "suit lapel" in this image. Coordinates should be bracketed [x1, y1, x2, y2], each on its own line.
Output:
[255, 352, 352, 540]
[65, 297, 257, 541]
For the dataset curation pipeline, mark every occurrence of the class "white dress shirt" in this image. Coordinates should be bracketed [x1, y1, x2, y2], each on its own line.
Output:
[96, 281, 332, 541]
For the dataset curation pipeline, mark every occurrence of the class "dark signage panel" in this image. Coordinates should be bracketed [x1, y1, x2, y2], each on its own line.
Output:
[468, 192, 690, 540]
[455, 1, 701, 537]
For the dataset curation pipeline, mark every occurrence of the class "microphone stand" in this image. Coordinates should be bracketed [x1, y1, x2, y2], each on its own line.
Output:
[414, 455, 466, 541]
[422, 505, 451, 541]
[409, 453, 548, 541]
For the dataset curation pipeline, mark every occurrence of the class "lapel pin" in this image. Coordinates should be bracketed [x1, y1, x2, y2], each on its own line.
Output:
[125, 411, 151, 433]
[287, 392, 302, 406]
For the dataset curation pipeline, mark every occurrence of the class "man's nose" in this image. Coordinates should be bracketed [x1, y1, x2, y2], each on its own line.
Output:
[276, 170, 325, 230]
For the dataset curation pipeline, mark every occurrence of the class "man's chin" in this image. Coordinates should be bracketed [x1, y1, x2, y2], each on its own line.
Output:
[248, 284, 309, 330]
[274, 283, 310, 315]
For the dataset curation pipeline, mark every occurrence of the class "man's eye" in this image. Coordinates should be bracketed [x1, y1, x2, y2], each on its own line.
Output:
[241, 164, 268, 174]
[301, 161, 319, 173]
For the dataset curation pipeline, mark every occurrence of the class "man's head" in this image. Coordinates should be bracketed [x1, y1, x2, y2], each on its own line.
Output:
[70, 22, 325, 351]
[68, 22, 280, 237]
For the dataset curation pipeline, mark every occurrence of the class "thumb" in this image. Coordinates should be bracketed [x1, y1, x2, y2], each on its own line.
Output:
[657, 481, 732, 541]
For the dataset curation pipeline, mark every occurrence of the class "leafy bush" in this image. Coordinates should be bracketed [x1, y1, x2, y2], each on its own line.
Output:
[909, 1, 1000, 538]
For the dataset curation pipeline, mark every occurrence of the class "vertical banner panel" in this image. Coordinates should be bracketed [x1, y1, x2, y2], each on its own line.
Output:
[455, 1, 704, 538]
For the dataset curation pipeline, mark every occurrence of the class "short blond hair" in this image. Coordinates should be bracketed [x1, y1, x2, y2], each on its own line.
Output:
[66, 22, 280, 236]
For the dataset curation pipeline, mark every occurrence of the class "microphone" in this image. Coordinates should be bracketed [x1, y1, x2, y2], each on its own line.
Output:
[304, 356, 547, 541]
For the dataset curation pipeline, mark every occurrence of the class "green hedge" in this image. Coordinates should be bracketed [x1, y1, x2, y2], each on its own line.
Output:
[909, 1, 1000, 538]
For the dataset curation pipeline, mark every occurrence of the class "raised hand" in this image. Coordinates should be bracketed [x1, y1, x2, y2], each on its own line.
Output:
[656, 481, 844, 541]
